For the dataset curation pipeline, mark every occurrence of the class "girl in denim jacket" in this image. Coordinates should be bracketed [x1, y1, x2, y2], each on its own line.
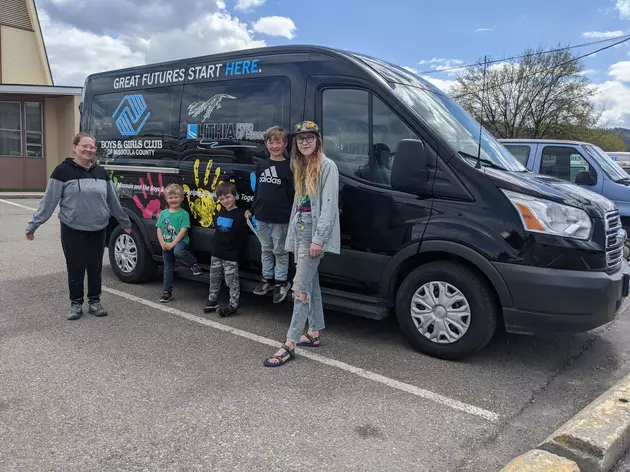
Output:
[264, 121, 340, 367]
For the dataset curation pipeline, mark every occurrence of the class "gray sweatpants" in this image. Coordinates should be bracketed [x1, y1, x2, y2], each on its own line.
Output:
[208, 257, 240, 309]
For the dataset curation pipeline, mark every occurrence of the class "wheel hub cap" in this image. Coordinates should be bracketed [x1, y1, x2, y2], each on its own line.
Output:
[114, 234, 138, 274]
[410, 281, 472, 344]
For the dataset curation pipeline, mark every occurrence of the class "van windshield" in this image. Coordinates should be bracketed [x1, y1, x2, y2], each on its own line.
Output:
[582, 144, 630, 182]
[348, 52, 526, 171]
[390, 83, 526, 172]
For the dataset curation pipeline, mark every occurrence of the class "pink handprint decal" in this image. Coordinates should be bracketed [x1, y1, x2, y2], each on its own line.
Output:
[133, 172, 164, 219]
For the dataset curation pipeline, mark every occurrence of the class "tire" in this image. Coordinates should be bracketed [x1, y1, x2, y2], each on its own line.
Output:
[395, 261, 498, 360]
[108, 224, 156, 283]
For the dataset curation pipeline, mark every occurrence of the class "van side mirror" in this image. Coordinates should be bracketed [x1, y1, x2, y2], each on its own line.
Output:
[391, 139, 432, 194]
[575, 170, 597, 186]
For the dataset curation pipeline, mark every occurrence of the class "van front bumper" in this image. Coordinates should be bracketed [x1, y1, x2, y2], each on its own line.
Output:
[494, 259, 630, 334]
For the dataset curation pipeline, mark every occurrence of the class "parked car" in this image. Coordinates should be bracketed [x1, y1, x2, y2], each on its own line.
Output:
[500, 139, 630, 259]
[607, 151, 630, 163]
[81, 46, 630, 360]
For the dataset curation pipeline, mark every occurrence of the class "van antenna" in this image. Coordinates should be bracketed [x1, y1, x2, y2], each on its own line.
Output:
[476, 55, 488, 170]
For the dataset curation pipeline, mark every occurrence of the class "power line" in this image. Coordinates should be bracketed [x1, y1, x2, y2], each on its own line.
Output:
[452, 35, 630, 100]
[419, 33, 630, 75]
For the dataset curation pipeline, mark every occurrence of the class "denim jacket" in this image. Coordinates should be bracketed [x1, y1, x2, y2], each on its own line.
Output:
[285, 155, 341, 255]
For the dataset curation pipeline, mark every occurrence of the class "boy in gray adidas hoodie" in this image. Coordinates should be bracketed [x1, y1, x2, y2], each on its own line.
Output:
[25, 133, 132, 320]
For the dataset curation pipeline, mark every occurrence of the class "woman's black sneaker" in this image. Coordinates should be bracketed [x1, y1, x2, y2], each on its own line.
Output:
[159, 292, 172, 303]
[273, 281, 292, 304]
[218, 305, 238, 317]
[191, 264, 203, 276]
[204, 300, 219, 313]
[253, 279, 273, 296]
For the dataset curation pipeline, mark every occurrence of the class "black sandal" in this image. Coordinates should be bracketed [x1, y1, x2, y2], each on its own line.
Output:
[263, 344, 296, 367]
[297, 333, 321, 347]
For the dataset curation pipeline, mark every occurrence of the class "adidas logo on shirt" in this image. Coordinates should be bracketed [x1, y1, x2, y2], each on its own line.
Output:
[259, 166, 282, 185]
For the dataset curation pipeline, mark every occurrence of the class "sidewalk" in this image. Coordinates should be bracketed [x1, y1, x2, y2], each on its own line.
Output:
[0, 192, 44, 199]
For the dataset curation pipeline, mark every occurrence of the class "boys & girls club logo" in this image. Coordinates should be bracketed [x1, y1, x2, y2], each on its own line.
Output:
[113, 94, 150, 136]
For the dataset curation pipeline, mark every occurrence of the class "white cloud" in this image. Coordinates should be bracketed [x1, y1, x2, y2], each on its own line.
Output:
[418, 58, 464, 66]
[474, 27, 494, 33]
[235, 0, 266, 11]
[403, 67, 457, 94]
[39, 11, 145, 86]
[423, 77, 457, 93]
[37, 2, 274, 86]
[594, 80, 630, 127]
[609, 60, 630, 81]
[251, 16, 296, 39]
[617, 0, 630, 20]
[582, 30, 625, 39]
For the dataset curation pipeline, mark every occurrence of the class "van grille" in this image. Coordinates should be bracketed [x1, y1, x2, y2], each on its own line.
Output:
[606, 210, 624, 271]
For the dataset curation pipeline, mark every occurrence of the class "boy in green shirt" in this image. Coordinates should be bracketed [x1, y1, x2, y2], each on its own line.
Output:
[156, 183, 203, 302]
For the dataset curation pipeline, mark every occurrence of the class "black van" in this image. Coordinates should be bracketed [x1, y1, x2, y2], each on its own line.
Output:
[81, 45, 630, 360]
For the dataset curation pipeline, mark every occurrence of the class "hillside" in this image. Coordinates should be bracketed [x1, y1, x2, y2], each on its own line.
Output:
[611, 128, 630, 151]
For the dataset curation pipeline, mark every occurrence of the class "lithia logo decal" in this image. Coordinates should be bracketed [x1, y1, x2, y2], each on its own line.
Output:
[113, 94, 150, 136]
[188, 93, 236, 122]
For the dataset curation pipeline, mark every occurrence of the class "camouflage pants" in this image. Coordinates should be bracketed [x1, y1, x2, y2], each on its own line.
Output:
[208, 257, 240, 309]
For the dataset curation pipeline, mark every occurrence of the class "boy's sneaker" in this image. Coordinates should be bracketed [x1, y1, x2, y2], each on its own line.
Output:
[159, 292, 172, 303]
[204, 300, 219, 313]
[253, 278, 273, 296]
[273, 281, 292, 304]
[218, 305, 238, 317]
[191, 264, 203, 276]
[67, 303, 83, 321]
[88, 302, 108, 317]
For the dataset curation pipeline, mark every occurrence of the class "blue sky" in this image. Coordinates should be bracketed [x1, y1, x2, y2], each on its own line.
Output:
[37, 0, 630, 127]
[243, 0, 628, 84]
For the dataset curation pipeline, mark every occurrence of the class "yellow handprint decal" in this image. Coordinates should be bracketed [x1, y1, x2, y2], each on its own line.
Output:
[183, 159, 223, 228]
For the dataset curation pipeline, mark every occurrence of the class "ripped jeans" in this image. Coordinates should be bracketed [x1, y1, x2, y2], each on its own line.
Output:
[286, 212, 325, 343]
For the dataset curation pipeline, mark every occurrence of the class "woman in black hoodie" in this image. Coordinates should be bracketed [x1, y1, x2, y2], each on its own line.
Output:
[25, 133, 132, 320]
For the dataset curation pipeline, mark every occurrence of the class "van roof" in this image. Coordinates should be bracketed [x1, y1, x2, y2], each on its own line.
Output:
[83, 44, 430, 89]
[498, 138, 593, 146]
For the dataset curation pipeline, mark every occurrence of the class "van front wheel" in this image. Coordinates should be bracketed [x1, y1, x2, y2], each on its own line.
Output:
[395, 261, 498, 360]
[108, 224, 156, 283]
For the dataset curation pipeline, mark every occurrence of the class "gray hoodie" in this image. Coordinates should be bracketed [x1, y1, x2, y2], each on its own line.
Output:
[26, 158, 131, 232]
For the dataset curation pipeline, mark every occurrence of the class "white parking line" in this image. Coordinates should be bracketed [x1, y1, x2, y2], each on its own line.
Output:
[0, 199, 53, 214]
[103, 285, 501, 423]
[0, 199, 501, 423]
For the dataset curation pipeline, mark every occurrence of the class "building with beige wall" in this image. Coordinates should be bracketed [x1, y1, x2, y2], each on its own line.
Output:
[0, 0, 82, 190]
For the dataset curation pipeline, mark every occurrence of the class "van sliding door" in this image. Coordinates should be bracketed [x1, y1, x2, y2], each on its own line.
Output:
[88, 85, 183, 253]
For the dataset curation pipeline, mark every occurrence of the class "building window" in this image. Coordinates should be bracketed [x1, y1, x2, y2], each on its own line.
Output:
[0, 102, 22, 157]
[0, 101, 44, 158]
[25, 102, 43, 158]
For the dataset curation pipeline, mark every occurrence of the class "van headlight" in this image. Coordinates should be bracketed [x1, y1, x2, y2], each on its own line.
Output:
[502, 189, 592, 240]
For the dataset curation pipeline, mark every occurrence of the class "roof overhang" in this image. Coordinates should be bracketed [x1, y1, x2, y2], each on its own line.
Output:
[0, 84, 82, 96]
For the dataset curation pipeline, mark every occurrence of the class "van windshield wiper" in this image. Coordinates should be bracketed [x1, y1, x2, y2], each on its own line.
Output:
[458, 151, 507, 171]
[615, 177, 630, 185]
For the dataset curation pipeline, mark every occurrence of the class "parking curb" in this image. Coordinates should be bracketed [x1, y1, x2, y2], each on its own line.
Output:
[500, 449, 580, 471]
[501, 373, 630, 472]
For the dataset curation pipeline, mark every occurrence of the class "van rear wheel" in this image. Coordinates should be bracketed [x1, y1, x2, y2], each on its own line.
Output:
[108, 224, 156, 283]
[395, 261, 498, 360]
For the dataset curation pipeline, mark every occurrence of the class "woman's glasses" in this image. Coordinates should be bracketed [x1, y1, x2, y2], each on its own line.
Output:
[296, 135, 316, 144]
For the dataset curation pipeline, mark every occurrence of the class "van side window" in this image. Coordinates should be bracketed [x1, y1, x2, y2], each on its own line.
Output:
[503, 145, 531, 166]
[540, 146, 591, 183]
[89, 86, 181, 161]
[322, 88, 419, 186]
[181, 77, 289, 164]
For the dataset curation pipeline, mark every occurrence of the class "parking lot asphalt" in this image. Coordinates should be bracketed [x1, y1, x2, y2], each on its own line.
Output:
[3, 199, 630, 471]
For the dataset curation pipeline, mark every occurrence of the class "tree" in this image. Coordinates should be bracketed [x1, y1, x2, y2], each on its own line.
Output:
[568, 126, 627, 151]
[451, 46, 598, 139]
